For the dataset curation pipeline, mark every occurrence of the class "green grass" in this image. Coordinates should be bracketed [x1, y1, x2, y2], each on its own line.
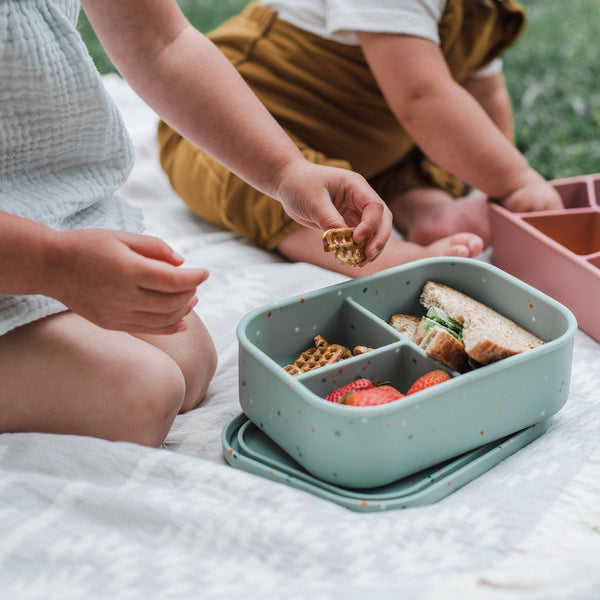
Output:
[78, 0, 600, 180]
[504, 0, 600, 179]
[76, 1, 250, 74]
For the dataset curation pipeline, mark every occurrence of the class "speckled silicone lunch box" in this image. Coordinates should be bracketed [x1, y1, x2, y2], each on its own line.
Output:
[490, 173, 600, 342]
[236, 257, 576, 489]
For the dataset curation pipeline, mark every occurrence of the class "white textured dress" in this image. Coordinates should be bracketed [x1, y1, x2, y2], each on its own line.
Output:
[0, 0, 144, 335]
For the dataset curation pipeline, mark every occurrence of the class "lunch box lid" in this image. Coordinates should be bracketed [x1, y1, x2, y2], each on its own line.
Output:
[222, 412, 549, 512]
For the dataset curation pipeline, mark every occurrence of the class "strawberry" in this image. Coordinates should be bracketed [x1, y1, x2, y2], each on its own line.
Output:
[324, 378, 373, 403]
[406, 369, 451, 395]
[344, 385, 404, 407]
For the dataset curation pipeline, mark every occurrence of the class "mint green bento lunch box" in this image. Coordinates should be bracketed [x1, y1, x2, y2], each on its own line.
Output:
[235, 257, 577, 490]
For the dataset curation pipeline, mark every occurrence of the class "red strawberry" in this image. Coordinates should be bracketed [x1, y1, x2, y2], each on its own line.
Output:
[344, 385, 404, 407]
[325, 378, 373, 403]
[406, 370, 451, 395]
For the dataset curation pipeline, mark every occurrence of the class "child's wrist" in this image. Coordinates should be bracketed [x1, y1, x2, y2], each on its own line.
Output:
[273, 156, 311, 203]
[39, 228, 68, 300]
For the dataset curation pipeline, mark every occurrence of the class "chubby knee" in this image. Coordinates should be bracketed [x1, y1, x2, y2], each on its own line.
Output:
[116, 353, 186, 447]
[179, 325, 218, 413]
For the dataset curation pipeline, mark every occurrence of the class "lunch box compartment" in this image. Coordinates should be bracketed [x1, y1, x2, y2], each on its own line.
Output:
[242, 295, 401, 371]
[523, 210, 600, 256]
[554, 178, 594, 209]
[587, 255, 600, 271]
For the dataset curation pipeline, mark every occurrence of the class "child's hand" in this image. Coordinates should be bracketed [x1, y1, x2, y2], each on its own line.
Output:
[275, 159, 393, 262]
[44, 228, 209, 334]
[499, 176, 564, 213]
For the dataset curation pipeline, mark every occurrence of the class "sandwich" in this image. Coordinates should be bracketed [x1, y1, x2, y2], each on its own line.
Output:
[389, 281, 545, 373]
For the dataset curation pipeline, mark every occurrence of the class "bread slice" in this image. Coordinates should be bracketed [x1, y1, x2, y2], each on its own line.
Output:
[389, 315, 469, 372]
[417, 324, 470, 373]
[388, 313, 421, 340]
[419, 281, 544, 365]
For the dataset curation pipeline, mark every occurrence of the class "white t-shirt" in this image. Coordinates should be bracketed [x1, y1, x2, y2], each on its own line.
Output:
[260, 0, 502, 76]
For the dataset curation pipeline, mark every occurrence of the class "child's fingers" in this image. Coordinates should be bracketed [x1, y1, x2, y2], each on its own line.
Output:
[353, 200, 392, 237]
[353, 202, 393, 261]
[138, 263, 210, 294]
[122, 232, 210, 293]
[127, 296, 200, 334]
[299, 188, 347, 231]
[336, 206, 362, 228]
[133, 287, 199, 314]
[135, 296, 199, 329]
[120, 232, 185, 266]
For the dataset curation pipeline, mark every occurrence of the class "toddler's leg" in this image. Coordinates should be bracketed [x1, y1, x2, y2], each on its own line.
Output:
[0, 311, 216, 446]
[276, 225, 483, 278]
[134, 311, 217, 413]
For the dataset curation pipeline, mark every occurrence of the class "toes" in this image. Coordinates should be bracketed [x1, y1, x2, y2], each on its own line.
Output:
[465, 236, 484, 256]
[431, 233, 484, 258]
[447, 244, 470, 258]
[449, 233, 484, 255]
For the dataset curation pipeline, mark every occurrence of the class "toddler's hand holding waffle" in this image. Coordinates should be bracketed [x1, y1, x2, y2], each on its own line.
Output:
[322, 227, 367, 267]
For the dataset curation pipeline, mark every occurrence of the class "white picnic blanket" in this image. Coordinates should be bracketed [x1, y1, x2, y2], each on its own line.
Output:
[1, 74, 599, 600]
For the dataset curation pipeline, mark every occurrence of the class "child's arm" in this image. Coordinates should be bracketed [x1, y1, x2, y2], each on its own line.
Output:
[463, 72, 514, 142]
[358, 32, 562, 212]
[0, 211, 208, 334]
[80, 0, 392, 260]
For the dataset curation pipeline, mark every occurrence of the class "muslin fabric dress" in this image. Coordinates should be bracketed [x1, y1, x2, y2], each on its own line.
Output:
[0, 0, 143, 335]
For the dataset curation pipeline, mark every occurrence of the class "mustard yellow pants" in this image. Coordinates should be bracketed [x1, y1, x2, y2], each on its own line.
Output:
[158, 1, 524, 249]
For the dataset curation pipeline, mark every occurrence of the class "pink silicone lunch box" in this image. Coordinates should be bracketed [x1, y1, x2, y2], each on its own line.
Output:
[490, 173, 599, 342]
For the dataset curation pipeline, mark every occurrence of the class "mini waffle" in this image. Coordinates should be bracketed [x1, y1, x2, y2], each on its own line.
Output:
[284, 335, 352, 375]
[352, 345, 374, 356]
[322, 227, 367, 267]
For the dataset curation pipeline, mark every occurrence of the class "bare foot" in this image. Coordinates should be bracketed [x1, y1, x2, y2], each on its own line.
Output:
[364, 232, 485, 274]
[277, 227, 484, 278]
[407, 193, 491, 247]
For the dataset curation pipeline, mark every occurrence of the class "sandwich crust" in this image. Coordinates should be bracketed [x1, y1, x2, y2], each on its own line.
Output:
[418, 324, 470, 373]
[389, 313, 421, 340]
